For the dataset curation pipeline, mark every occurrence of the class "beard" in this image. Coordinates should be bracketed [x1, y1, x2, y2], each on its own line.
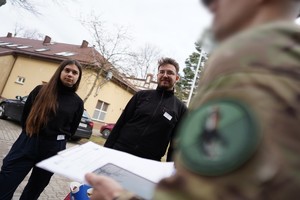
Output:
[158, 78, 174, 90]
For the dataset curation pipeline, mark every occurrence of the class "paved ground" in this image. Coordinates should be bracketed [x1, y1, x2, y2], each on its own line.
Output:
[0, 119, 98, 200]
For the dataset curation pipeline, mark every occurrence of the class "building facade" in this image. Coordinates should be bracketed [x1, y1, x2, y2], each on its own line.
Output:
[0, 33, 137, 129]
[125, 74, 158, 90]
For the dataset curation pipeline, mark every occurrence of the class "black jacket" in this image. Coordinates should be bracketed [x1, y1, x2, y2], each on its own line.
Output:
[104, 87, 187, 161]
[21, 84, 84, 139]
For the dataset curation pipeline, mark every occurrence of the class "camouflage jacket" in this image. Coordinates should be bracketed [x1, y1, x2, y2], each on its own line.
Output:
[153, 21, 300, 200]
[116, 21, 300, 200]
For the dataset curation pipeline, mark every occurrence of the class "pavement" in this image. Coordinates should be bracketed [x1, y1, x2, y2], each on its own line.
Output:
[0, 119, 99, 200]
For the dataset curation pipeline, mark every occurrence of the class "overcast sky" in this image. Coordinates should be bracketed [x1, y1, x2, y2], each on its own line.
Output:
[0, 0, 212, 72]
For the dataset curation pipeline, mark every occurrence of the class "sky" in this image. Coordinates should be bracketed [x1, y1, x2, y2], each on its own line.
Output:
[0, 0, 212, 74]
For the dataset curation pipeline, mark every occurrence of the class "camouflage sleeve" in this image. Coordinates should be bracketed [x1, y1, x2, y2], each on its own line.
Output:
[153, 22, 300, 200]
[153, 67, 300, 200]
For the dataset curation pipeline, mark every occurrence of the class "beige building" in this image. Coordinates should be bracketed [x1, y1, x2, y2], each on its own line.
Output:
[125, 74, 158, 90]
[0, 33, 137, 129]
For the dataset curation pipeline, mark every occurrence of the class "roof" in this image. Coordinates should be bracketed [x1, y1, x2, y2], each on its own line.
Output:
[0, 33, 137, 93]
[0, 35, 102, 64]
[125, 74, 158, 90]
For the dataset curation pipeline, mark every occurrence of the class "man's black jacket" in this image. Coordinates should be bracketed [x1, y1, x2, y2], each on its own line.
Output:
[104, 87, 187, 161]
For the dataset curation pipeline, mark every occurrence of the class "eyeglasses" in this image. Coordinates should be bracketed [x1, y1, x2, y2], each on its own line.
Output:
[158, 70, 176, 76]
[201, 0, 214, 7]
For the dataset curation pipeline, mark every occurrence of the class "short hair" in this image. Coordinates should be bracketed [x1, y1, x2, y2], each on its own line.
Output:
[158, 57, 179, 73]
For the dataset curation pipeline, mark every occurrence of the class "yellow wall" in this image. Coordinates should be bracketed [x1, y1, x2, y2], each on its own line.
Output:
[79, 71, 132, 124]
[1, 56, 133, 126]
[1, 57, 57, 98]
[0, 55, 16, 95]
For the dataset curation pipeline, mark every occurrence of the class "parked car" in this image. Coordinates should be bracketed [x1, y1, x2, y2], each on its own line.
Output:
[0, 95, 26, 122]
[100, 123, 115, 139]
[72, 110, 94, 141]
[0, 95, 93, 141]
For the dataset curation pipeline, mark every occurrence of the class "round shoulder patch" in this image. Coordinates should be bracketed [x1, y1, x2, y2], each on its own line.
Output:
[178, 99, 260, 176]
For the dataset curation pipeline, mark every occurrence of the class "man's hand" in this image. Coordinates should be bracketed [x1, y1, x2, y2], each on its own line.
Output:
[85, 173, 125, 200]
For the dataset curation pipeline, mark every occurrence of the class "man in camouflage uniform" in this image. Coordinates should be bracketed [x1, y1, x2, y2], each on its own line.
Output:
[85, 0, 300, 199]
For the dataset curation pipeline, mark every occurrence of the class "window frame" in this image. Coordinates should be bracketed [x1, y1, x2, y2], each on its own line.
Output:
[92, 100, 109, 122]
[15, 76, 26, 85]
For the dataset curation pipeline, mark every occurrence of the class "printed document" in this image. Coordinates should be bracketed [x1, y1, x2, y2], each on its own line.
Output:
[36, 142, 175, 199]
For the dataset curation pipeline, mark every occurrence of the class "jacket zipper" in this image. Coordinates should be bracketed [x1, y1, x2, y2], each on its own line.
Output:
[135, 90, 165, 148]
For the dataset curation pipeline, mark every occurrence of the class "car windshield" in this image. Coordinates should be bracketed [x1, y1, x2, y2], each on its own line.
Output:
[82, 110, 91, 119]
[22, 96, 28, 102]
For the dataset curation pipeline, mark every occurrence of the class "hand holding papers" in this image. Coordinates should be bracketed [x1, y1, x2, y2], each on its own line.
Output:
[36, 142, 175, 199]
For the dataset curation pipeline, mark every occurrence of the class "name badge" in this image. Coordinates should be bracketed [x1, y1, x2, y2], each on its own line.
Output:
[163, 112, 172, 121]
[57, 135, 65, 140]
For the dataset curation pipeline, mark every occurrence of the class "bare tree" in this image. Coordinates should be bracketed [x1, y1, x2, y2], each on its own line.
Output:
[22, 29, 44, 40]
[13, 23, 44, 40]
[0, 0, 6, 7]
[80, 14, 133, 102]
[128, 44, 162, 78]
[5, 0, 41, 15]
[4, 0, 75, 15]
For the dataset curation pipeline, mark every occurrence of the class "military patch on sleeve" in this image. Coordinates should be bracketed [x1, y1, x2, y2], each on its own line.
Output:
[178, 99, 260, 176]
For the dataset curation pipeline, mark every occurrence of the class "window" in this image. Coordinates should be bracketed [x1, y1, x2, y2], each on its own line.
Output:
[92, 100, 109, 121]
[17, 45, 32, 49]
[35, 48, 49, 52]
[54, 51, 76, 56]
[15, 76, 25, 84]
[0, 42, 10, 46]
[6, 44, 19, 47]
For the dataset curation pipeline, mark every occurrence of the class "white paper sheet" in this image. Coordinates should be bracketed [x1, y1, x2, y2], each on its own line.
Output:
[36, 141, 175, 199]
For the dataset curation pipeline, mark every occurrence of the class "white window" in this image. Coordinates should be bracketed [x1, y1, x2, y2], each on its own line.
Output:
[35, 48, 49, 52]
[6, 44, 19, 47]
[92, 100, 109, 121]
[17, 45, 32, 49]
[15, 76, 25, 84]
[54, 52, 76, 56]
[0, 42, 10, 46]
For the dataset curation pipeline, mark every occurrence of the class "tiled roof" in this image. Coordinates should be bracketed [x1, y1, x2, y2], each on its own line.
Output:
[0, 35, 102, 64]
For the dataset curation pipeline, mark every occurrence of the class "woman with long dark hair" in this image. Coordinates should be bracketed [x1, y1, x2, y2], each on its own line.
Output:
[0, 59, 84, 200]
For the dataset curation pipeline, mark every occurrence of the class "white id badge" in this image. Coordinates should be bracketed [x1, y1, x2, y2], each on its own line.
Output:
[57, 135, 65, 140]
[163, 112, 172, 121]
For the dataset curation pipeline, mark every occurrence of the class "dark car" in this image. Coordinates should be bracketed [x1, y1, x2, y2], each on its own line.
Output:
[72, 110, 94, 141]
[0, 95, 93, 141]
[0, 95, 26, 122]
[100, 123, 115, 139]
